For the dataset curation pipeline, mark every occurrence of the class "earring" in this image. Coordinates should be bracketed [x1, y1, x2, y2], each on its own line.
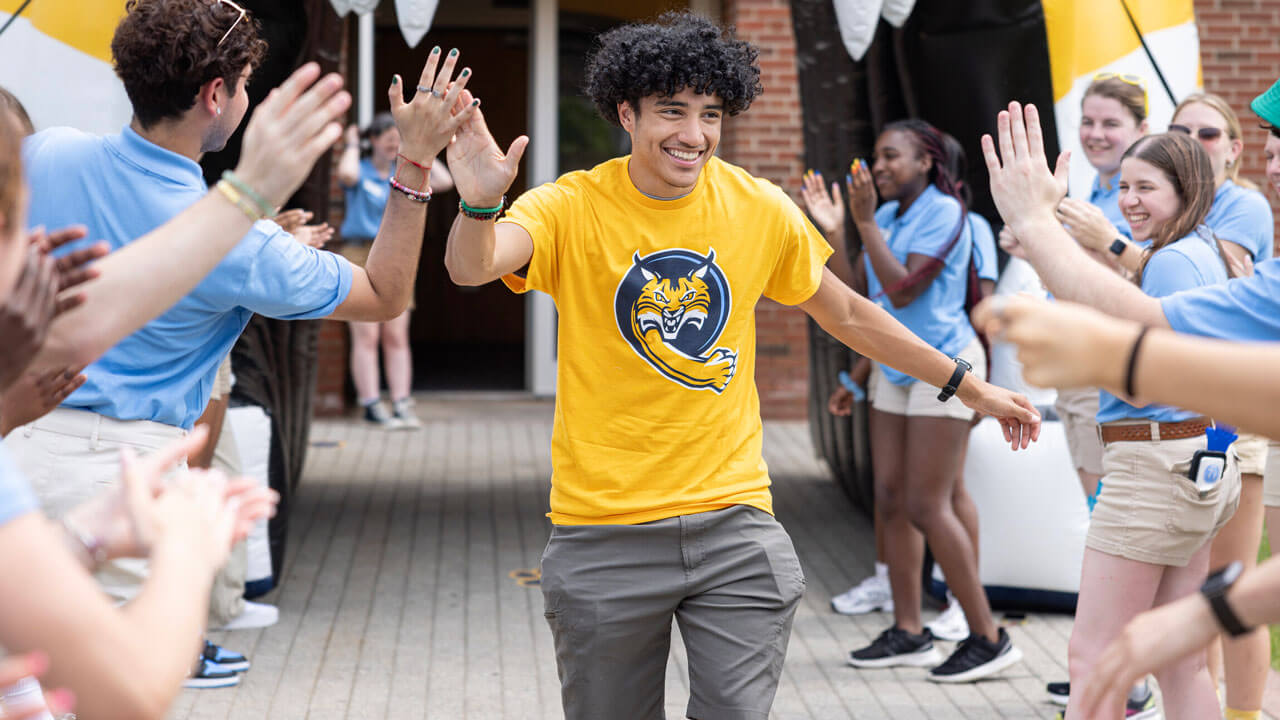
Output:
[216, 107, 222, 116]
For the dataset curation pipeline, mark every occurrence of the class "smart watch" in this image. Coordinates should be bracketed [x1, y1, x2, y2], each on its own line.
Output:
[937, 357, 972, 403]
[1201, 561, 1249, 637]
[1109, 237, 1128, 256]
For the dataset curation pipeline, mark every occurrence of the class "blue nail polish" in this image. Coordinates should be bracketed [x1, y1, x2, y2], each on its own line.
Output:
[449, 48, 458, 57]
[846, 173, 852, 183]
[461, 68, 470, 76]
[431, 46, 440, 54]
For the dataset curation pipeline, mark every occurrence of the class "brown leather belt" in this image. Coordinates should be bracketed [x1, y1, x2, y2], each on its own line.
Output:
[1099, 418, 1213, 444]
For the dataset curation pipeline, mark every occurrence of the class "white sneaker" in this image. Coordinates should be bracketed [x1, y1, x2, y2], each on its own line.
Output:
[212, 600, 279, 631]
[925, 593, 970, 641]
[391, 397, 422, 431]
[831, 573, 893, 615]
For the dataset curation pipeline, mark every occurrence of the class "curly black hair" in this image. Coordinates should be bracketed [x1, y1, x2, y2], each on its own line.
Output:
[112, 0, 268, 129]
[584, 11, 762, 126]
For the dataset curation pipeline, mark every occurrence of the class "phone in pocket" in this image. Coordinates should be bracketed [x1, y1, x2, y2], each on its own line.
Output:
[1188, 449, 1227, 496]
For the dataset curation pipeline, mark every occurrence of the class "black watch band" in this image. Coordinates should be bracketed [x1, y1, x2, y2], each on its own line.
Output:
[1109, 237, 1128, 256]
[937, 357, 972, 402]
[1202, 561, 1250, 637]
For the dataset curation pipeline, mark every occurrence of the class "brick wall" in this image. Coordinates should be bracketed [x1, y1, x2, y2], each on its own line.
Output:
[720, 0, 811, 419]
[1196, 0, 1280, 248]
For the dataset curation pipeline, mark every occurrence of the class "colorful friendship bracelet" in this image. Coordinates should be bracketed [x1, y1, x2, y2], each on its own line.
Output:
[394, 154, 432, 193]
[389, 176, 431, 203]
[220, 170, 278, 217]
[215, 180, 267, 221]
[458, 196, 505, 221]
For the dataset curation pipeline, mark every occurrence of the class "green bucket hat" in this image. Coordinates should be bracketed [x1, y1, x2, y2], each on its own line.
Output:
[1251, 78, 1280, 127]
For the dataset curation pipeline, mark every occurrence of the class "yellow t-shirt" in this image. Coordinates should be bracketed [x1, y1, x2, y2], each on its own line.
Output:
[501, 156, 833, 525]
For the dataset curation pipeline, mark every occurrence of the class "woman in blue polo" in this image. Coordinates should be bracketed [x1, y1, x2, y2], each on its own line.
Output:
[844, 120, 1019, 683]
[337, 113, 452, 429]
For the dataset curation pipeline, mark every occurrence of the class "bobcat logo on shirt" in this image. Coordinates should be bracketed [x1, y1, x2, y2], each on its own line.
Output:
[614, 248, 737, 392]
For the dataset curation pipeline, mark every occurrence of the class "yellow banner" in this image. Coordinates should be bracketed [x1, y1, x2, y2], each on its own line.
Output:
[0, 0, 124, 63]
[1043, 0, 1195, 104]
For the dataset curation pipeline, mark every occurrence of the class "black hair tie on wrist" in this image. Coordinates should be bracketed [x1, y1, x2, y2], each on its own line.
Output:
[1124, 326, 1150, 399]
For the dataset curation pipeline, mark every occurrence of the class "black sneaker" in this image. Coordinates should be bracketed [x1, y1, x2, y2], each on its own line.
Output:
[183, 658, 241, 689]
[848, 626, 944, 668]
[927, 628, 1023, 683]
[202, 640, 250, 672]
[1046, 680, 1069, 706]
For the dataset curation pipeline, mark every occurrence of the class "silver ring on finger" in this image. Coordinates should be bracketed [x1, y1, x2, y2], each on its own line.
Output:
[416, 85, 431, 94]
[430, 89, 444, 98]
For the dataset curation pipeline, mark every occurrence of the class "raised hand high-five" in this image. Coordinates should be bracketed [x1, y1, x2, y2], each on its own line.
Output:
[390, 47, 479, 170]
[980, 102, 1071, 240]
[447, 88, 530, 208]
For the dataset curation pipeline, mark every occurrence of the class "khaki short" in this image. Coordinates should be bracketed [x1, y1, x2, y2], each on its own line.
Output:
[1087, 431, 1241, 567]
[1234, 433, 1269, 476]
[867, 337, 985, 421]
[1264, 441, 1280, 507]
[1054, 387, 1104, 477]
[339, 241, 416, 311]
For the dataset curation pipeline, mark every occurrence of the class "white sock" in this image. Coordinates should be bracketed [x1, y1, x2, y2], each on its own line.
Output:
[874, 562, 888, 580]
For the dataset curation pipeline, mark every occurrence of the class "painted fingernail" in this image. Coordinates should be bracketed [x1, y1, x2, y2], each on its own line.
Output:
[431, 46, 440, 54]
[392, 75, 399, 84]
[461, 68, 470, 76]
[449, 48, 458, 57]
[471, 99, 480, 106]
[846, 173, 853, 183]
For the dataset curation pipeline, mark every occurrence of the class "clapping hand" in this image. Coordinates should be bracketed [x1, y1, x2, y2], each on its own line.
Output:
[1056, 198, 1119, 253]
[847, 158, 877, 225]
[799, 170, 844, 236]
[293, 222, 334, 249]
[0, 365, 87, 435]
[997, 225, 1028, 260]
[272, 208, 313, 233]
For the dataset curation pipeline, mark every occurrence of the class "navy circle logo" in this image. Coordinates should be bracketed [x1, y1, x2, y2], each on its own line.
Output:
[614, 248, 738, 393]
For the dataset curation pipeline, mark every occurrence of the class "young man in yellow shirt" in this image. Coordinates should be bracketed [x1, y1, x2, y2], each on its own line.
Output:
[443, 12, 1041, 719]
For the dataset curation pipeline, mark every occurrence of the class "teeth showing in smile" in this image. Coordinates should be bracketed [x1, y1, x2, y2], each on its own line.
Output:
[1126, 213, 1149, 224]
[666, 148, 700, 162]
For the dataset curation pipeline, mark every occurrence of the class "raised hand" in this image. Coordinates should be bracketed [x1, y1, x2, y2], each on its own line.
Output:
[389, 47, 479, 169]
[0, 244, 57, 392]
[0, 365, 86, 435]
[800, 170, 844, 236]
[847, 158, 877, 225]
[234, 63, 352, 211]
[447, 88, 530, 208]
[980, 102, 1070, 238]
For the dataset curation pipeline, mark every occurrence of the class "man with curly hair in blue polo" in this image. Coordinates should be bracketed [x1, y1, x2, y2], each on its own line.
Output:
[443, 12, 1040, 718]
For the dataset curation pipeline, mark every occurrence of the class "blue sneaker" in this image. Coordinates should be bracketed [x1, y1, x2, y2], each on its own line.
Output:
[184, 658, 241, 689]
[202, 641, 250, 673]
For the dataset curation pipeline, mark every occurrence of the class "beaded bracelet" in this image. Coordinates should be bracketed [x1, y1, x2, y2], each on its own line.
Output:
[221, 170, 278, 217]
[390, 176, 431, 203]
[215, 180, 266, 221]
[458, 196, 505, 221]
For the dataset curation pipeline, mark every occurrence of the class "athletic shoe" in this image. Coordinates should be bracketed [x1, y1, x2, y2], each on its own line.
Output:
[925, 593, 969, 641]
[927, 628, 1023, 683]
[848, 627, 943, 668]
[392, 397, 422, 430]
[211, 600, 279, 631]
[202, 641, 250, 673]
[184, 658, 241, 689]
[831, 573, 894, 615]
[363, 401, 403, 429]
[1047, 681, 1158, 718]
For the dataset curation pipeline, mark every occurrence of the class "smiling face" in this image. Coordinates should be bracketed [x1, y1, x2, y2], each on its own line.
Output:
[871, 129, 930, 202]
[1079, 94, 1147, 179]
[619, 87, 723, 198]
[1118, 156, 1180, 244]
[1171, 101, 1241, 186]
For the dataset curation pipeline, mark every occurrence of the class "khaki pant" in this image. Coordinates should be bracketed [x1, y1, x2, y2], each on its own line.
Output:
[7, 408, 187, 601]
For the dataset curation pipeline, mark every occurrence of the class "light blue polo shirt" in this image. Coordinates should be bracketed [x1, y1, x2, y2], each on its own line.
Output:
[865, 184, 975, 386]
[969, 212, 998, 282]
[1099, 229, 1228, 423]
[340, 158, 390, 242]
[1162, 256, 1280, 340]
[23, 125, 354, 429]
[0, 444, 36, 528]
[1204, 179, 1273, 261]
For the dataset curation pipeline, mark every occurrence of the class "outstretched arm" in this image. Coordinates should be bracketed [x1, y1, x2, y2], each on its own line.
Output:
[975, 294, 1280, 437]
[981, 102, 1167, 327]
[35, 63, 351, 371]
[329, 49, 479, 320]
[800, 268, 1040, 449]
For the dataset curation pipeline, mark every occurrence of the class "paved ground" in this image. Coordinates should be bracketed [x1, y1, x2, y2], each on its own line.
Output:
[168, 395, 1169, 719]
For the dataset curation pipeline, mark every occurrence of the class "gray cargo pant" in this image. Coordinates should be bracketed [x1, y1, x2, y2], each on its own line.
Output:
[540, 504, 805, 720]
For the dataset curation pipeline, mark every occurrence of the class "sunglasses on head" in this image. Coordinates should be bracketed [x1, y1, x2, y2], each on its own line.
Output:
[1091, 71, 1149, 114]
[1168, 124, 1225, 141]
[215, 0, 246, 47]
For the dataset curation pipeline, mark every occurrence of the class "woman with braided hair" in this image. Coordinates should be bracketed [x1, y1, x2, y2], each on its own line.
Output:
[845, 119, 1022, 682]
